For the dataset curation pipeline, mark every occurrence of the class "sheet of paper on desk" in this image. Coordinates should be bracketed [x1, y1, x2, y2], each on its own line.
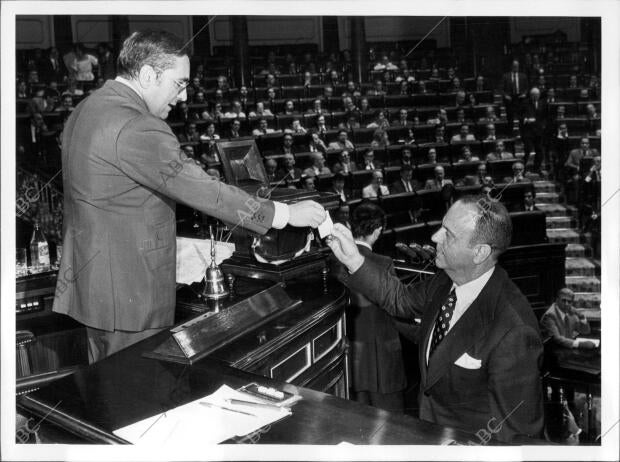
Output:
[113, 385, 291, 446]
[575, 337, 600, 348]
[176, 237, 235, 285]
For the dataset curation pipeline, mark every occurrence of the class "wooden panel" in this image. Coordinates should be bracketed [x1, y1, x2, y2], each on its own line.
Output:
[16, 15, 53, 49]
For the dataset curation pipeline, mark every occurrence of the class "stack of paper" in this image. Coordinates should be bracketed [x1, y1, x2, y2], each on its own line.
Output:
[113, 385, 291, 446]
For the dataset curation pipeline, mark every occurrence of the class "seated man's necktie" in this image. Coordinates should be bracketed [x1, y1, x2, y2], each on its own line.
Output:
[430, 289, 457, 358]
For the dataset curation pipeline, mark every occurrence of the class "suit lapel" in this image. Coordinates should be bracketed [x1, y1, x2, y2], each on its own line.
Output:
[423, 267, 500, 393]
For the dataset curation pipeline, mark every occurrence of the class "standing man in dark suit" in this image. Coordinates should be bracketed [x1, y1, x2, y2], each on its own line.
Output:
[521, 87, 546, 171]
[501, 60, 528, 129]
[331, 203, 406, 411]
[327, 195, 544, 442]
[53, 30, 326, 363]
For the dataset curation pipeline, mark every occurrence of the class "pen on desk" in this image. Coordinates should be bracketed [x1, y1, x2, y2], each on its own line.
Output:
[199, 401, 256, 417]
[226, 398, 281, 409]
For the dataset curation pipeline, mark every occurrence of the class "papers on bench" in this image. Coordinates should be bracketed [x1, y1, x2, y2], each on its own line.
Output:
[575, 337, 600, 348]
[113, 384, 291, 446]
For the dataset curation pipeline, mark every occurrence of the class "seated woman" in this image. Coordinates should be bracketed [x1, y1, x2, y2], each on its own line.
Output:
[370, 129, 390, 149]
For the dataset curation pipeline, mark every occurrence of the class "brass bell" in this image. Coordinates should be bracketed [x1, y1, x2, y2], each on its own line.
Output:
[202, 226, 229, 300]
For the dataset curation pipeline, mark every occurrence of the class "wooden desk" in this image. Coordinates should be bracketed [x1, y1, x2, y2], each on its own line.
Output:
[16, 275, 547, 446]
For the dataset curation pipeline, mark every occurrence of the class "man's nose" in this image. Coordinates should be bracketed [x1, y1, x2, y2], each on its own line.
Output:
[177, 88, 188, 103]
[431, 228, 443, 244]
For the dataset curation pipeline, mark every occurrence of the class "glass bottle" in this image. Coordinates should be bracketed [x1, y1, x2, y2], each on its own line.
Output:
[30, 222, 50, 269]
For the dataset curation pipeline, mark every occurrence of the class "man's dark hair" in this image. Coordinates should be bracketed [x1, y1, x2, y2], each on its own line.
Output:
[351, 202, 386, 239]
[456, 194, 512, 258]
[117, 30, 186, 79]
[401, 164, 413, 173]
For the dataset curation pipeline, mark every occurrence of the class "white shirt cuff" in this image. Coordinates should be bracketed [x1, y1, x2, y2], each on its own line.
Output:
[572, 339, 579, 348]
[271, 201, 290, 229]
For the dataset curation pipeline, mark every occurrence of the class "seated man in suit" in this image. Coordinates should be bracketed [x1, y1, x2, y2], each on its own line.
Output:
[327, 195, 544, 442]
[513, 187, 538, 212]
[302, 152, 332, 177]
[228, 119, 242, 139]
[400, 147, 414, 167]
[301, 174, 316, 191]
[264, 157, 278, 183]
[277, 153, 302, 182]
[391, 164, 418, 193]
[332, 150, 357, 175]
[450, 124, 476, 143]
[330, 202, 406, 412]
[457, 146, 480, 163]
[328, 129, 355, 151]
[281, 133, 297, 155]
[424, 165, 453, 190]
[362, 170, 390, 198]
[486, 140, 514, 161]
[251, 118, 277, 136]
[331, 173, 348, 203]
[540, 288, 594, 349]
[503, 162, 531, 184]
[359, 150, 382, 171]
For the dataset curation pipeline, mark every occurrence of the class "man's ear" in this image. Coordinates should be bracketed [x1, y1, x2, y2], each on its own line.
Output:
[137, 65, 157, 89]
[473, 243, 493, 264]
[372, 226, 383, 241]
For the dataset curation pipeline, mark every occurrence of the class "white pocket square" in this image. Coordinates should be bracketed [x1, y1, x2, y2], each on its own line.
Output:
[454, 352, 482, 369]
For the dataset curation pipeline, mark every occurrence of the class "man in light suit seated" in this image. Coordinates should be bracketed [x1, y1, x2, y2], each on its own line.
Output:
[327, 195, 544, 443]
[362, 170, 390, 198]
[540, 288, 594, 349]
[302, 152, 332, 177]
[424, 165, 453, 190]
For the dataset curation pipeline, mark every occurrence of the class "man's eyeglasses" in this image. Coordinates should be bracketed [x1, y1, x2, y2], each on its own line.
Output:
[172, 78, 190, 93]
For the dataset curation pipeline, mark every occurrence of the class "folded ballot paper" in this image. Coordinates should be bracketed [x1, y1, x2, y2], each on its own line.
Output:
[176, 237, 235, 285]
[113, 384, 291, 446]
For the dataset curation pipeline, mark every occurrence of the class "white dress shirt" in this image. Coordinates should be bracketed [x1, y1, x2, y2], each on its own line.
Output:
[426, 266, 495, 363]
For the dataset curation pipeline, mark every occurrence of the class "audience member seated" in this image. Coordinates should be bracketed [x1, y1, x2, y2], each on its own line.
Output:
[359, 149, 382, 171]
[308, 131, 328, 154]
[457, 145, 480, 162]
[328, 129, 355, 151]
[227, 119, 242, 139]
[359, 98, 371, 113]
[264, 158, 278, 182]
[424, 147, 438, 165]
[366, 80, 387, 96]
[362, 170, 390, 198]
[433, 125, 447, 143]
[178, 121, 202, 142]
[424, 165, 453, 190]
[486, 140, 514, 161]
[426, 108, 448, 126]
[286, 119, 307, 135]
[366, 110, 391, 130]
[301, 174, 316, 191]
[314, 115, 330, 136]
[332, 150, 357, 175]
[512, 186, 538, 212]
[200, 122, 220, 142]
[249, 102, 274, 118]
[277, 133, 297, 155]
[307, 99, 326, 115]
[454, 108, 468, 125]
[399, 147, 414, 167]
[331, 173, 349, 202]
[332, 203, 351, 229]
[303, 152, 331, 177]
[223, 100, 246, 120]
[373, 54, 399, 71]
[450, 124, 476, 143]
[390, 165, 418, 193]
[394, 108, 412, 127]
[503, 161, 531, 184]
[540, 288, 594, 349]
[252, 118, 277, 136]
[370, 130, 391, 149]
[277, 153, 302, 182]
[479, 106, 500, 124]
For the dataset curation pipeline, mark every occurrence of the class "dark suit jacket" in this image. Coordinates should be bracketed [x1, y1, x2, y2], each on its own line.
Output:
[521, 100, 547, 136]
[276, 167, 302, 181]
[331, 245, 406, 394]
[501, 72, 528, 100]
[343, 263, 544, 442]
[540, 303, 591, 348]
[391, 179, 416, 194]
[53, 80, 275, 332]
